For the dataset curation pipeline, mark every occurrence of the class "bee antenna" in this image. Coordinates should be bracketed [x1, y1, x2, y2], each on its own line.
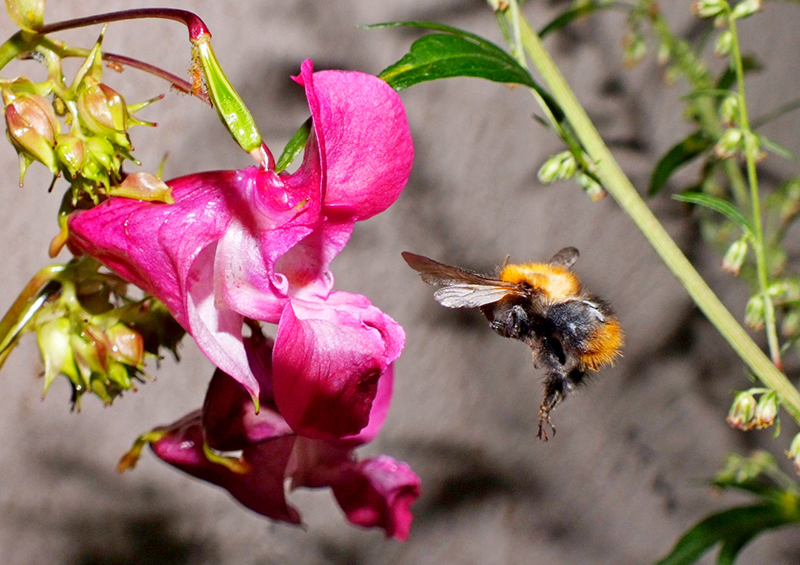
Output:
[502, 254, 511, 269]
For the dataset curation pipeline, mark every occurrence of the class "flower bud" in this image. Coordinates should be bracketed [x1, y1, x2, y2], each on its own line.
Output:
[714, 30, 734, 56]
[623, 33, 647, 67]
[692, 0, 726, 18]
[722, 238, 748, 275]
[787, 433, 800, 474]
[77, 78, 128, 134]
[55, 133, 86, 178]
[5, 93, 60, 175]
[727, 391, 756, 430]
[731, 0, 762, 20]
[576, 171, 606, 201]
[537, 151, 575, 184]
[106, 323, 144, 367]
[6, 0, 45, 32]
[36, 318, 78, 396]
[109, 172, 174, 203]
[744, 294, 765, 330]
[719, 94, 739, 126]
[715, 127, 744, 159]
[106, 361, 133, 390]
[781, 309, 800, 339]
[752, 391, 778, 429]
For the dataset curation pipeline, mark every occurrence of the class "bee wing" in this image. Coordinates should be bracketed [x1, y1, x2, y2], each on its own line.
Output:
[433, 285, 519, 308]
[402, 251, 524, 308]
[549, 247, 579, 269]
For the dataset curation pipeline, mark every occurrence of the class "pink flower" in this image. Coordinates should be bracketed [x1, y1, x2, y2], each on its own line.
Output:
[68, 60, 413, 440]
[148, 333, 420, 540]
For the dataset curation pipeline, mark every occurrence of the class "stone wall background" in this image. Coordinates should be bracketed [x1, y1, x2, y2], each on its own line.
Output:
[1, 1, 799, 563]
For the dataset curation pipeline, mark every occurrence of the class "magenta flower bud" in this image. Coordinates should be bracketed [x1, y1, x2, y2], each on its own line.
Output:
[5, 93, 60, 175]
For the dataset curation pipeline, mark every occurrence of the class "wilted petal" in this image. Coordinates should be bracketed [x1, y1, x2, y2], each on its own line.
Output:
[272, 292, 404, 440]
[294, 60, 414, 220]
[331, 455, 420, 541]
[150, 410, 300, 524]
[288, 439, 420, 541]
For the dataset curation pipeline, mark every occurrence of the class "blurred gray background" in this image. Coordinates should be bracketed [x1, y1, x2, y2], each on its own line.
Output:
[1, 1, 800, 563]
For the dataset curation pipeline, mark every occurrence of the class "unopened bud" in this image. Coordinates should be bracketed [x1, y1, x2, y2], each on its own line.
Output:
[109, 172, 174, 203]
[715, 127, 744, 159]
[538, 151, 576, 184]
[5, 0, 45, 32]
[77, 78, 128, 134]
[787, 433, 800, 474]
[55, 133, 85, 178]
[576, 171, 606, 201]
[722, 238, 748, 275]
[719, 94, 739, 126]
[744, 294, 765, 330]
[727, 391, 756, 430]
[714, 30, 733, 56]
[752, 391, 778, 429]
[36, 318, 77, 396]
[5, 93, 60, 175]
[106, 323, 144, 367]
[731, 0, 762, 19]
[692, 0, 726, 18]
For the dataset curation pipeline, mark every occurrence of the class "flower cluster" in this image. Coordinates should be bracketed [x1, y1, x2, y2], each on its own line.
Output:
[68, 59, 419, 536]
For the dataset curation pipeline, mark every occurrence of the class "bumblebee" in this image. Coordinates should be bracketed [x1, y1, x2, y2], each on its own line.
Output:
[402, 247, 623, 440]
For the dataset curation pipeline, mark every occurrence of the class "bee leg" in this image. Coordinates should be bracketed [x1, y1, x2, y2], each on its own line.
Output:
[536, 371, 570, 441]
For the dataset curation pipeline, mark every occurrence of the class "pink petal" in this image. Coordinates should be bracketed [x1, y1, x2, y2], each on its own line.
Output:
[295, 60, 414, 220]
[213, 145, 325, 322]
[272, 214, 354, 300]
[68, 171, 238, 325]
[287, 439, 420, 541]
[272, 292, 404, 440]
[331, 456, 420, 541]
[150, 412, 301, 524]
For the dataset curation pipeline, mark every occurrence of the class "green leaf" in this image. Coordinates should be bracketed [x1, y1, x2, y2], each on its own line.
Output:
[655, 504, 800, 565]
[374, 22, 533, 88]
[649, 132, 713, 196]
[538, 1, 629, 38]
[673, 191, 754, 237]
[275, 118, 311, 173]
[372, 21, 562, 121]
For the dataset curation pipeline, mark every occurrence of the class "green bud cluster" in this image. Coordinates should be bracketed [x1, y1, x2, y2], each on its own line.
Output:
[1, 27, 168, 203]
[5, 258, 185, 408]
[727, 388, 779, 431]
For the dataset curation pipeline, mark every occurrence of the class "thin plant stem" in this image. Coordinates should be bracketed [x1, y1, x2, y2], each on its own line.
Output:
[496, 1, 800, 425]
[726, 10, 782, 370]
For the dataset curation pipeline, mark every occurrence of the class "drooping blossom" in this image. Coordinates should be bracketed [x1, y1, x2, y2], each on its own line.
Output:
[145, 331, 420, 540]
[68, 59, 413, 440]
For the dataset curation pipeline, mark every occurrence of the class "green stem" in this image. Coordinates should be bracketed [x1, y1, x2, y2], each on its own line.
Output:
[727, 11, 782, 369]
[504, 4, 800, 425]
[645, 4, 750, 206]
[0, 264, 64, 365]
